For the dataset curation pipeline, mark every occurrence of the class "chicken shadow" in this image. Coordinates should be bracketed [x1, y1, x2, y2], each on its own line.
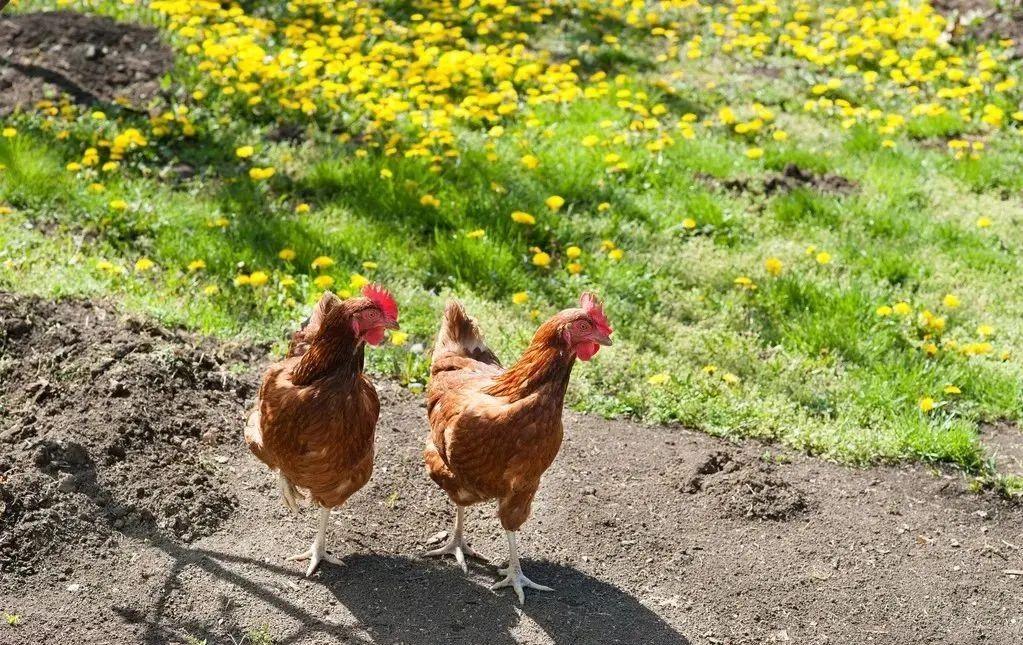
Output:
[315, 554, 689, 645]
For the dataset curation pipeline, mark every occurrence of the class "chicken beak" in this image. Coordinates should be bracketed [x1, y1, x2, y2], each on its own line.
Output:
[595, 333, 613, 347]
[384, 319, 400, 331]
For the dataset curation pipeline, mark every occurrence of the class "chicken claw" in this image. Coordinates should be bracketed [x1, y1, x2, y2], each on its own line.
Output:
[288, 507, 341, 577]
[424, 506, 483, 572]
[491, 566, 553, 605]
[490, 530, 553, 604]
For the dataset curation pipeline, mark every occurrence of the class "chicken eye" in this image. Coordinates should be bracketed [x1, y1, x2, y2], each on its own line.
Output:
[575, 320, 591, 332]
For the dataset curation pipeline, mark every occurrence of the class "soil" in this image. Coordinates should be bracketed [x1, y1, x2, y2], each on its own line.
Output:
[1, 292, 1022, 645]
[699, 164, 858, 197]
[982, 421, 1023, 479]
[934, 0, 1023, 58]
[0, 11, 173, 115]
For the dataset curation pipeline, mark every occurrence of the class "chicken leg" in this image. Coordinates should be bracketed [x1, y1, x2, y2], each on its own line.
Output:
[289, 506, 342, 576]
[491, 530, 553, 604]
[424, 505, 482, 572]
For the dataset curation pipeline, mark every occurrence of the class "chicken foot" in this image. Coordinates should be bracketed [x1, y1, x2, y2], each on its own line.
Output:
[424, 505, 482, 572]
[278, 471, 301, 514]
[491, 530, 553, 604]
[288, 506, 342, 577]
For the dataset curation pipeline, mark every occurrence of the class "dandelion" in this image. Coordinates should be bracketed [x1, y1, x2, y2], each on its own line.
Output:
[362, 261, 378, 270]
[313, 275, 335, 289]
[1, 127, 15, 138]
[234, 275, 251, 287]
[386, 329, 410, 347]
[248, 271, 269, 287]
[311, 256, 334, 270]
[280, 276, 296, 288]
[188, 259, 206, 272]
[721, 372, 741, 385]
[745, 147, 764, 160]
[648, 373, 670, 385]
[702, 365, 717, 374]
[597, 202, 611, 212]
[876, 305, 893, 316]
[976, 216, 992, 228]
[520, 154, 540, 169]
[566, 246, 581, 259]
[682, 218, 697, 230]
[204, 285, 220, 296]
[109, 199, 128, 212]
[294, 203, 311, 214]
[893, 302, 912, 316]
[88, 183, 105, 193]
[977, 324, 995, 337]
[249, 167, 275, 180]
[764, 257, 783, 276]
[512, 291, 529, 305]
[815, 251, 832, 265]
[944, 385, 961, 395]
[466, 229, 485, 239]
[101, 161, 119, 173]
[134, 258, 155, 272]
[235, 145, 255, 158]
[420, 194, 440, 208]
[918, 396, 936, 413]
[881, 140, 896, 149]
[278, 248, 296, 262]
[532, 251, 551, 267]
[380, 168, 393, 179]
[91, 111, 106, 120]
[734, 276, 757, 290]
[772, 130, 788, 141]
[608, 248, 624, 261]
[942, 294, 960, 309]
[350, 273, 369, 289]
[511, 211, 536, 225]
[567, 262, 583, 274]
[582, 135, 600, 147]
[545, 195, 565, 211]
[66, 162, 82, 172]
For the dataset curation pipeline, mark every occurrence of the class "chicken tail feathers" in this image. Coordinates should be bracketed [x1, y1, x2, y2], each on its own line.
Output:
[431, 300, 501, 373]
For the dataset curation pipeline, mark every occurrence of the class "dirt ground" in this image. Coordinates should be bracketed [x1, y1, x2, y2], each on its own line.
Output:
[0, 11, 172, 115]
[1, 292, 1022, 645]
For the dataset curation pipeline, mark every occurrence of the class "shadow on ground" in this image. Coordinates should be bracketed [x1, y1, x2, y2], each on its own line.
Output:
[120, 541, 688, 645]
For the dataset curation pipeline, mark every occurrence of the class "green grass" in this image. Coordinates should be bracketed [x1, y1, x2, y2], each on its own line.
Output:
[2, 0, 1022, 483]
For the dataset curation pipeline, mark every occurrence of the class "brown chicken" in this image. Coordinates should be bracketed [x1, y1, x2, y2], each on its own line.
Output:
[245, 284, 399, 576]
[424, 293, 613, 602]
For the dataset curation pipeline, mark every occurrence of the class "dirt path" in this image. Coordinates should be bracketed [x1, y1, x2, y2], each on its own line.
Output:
[1, 293, 1022, 645]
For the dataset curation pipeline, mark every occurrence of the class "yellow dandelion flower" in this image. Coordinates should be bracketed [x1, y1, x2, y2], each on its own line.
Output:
[566, 246, 582, 259]
[918, 396, 936, 413]
[647, 373, 671, 385]
[608, 248, 624, 261]
[682, 218, 697, 230]
[1, 127, 16, 138]
[203, 285, 219, 296]
[545, 195, 565, 211]
[815, 251, 832, 265]
[876, 305, 893, 316]
[134, 258, 155, 272]
[567, 262, 583, 275]
[109, 199, 128, 212]
[278, 248, 296, 262]
[349, 273, 369, 289]
[520, 154, 540, 169]
[512, 291, 529, 305]
[311, 256, 334, 270]
[313, 275, 335, 289]
[188, 259, 206, 272]
[234, 275, 251, 287]
[362, 261, 378, 270]
[466, 229, 485, 239]
[944, 385, 961, 395]
[294, 203, 311, 214]
[248, 271, 269, 287]
[390, 331, 409, 346]
[976, 216, 992, 228]
[511, 211, 536, 225]
[942, 294, 960, 309]
[721, 372, 741, 385]
[977, 324, 995, 337]
[532, 251, 551, 267]
[745, 147, 764, 160]
[235, 145, 255, 159]
[764, 257, 783, 276]
[893, 302, 912, 316]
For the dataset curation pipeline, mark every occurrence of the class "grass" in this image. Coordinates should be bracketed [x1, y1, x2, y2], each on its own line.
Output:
[1, 0, 1022, 482]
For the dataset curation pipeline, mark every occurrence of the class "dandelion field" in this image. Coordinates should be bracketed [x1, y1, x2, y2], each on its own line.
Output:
[1, 0, 1022, 485]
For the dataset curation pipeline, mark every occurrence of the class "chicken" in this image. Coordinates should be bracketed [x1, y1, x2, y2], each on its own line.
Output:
[244, 284, 399, 576]
[423, 293, 613, 603]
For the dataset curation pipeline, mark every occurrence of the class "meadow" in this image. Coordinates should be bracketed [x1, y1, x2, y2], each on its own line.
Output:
[1, 0, 1021, 486]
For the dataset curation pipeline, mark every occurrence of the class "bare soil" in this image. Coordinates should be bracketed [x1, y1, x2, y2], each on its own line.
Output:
[698, 164, 858, 197]
[1, 293, 1022, 645]
[0, 11, 172, 115]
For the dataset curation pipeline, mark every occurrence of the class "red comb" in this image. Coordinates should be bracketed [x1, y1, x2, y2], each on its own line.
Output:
[362, 283, 398, 321]
[579, 292, 612, 336]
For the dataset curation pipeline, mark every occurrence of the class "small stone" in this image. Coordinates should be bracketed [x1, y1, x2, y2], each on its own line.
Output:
[66, 583, 81, 592]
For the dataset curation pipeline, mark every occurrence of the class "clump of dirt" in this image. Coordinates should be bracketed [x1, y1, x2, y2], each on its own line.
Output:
[0, 293, 259, 576]
[0, 11, 173, 115]
[682, 451, 809, 520]
[699, 163, 857, 197]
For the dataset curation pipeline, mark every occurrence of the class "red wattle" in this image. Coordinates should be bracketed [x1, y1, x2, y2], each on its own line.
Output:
[575, 341, 600, 361]
[362, 326, 386, 346]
